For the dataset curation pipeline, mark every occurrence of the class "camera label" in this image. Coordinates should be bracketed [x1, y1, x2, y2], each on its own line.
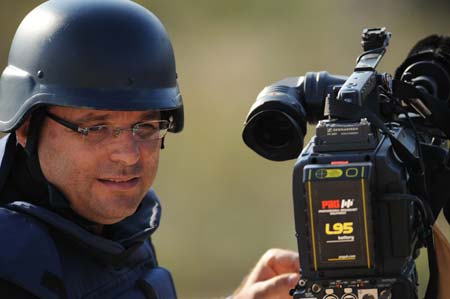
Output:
[304, 163, 374, 271]
[321, 199, 355, 210]
[325, 222, 354, 235]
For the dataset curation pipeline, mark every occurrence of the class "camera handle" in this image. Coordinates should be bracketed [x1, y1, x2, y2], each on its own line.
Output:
[393, 79, 450, 140]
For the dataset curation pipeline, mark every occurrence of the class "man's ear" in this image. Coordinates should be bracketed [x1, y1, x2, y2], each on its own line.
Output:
[16, 118, 30, 148]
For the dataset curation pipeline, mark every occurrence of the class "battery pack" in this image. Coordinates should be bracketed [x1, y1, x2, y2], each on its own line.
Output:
[304, 162, 374, 271]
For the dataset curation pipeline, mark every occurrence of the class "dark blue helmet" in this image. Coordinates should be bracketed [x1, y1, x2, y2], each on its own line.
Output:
[0, 0, 183, 132]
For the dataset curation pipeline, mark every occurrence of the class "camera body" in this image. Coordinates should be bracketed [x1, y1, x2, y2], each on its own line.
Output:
[243, 28, 450, 299]
[292, 120, 419, 299]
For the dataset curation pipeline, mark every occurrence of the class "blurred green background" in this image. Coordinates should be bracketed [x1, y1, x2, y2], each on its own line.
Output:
[2, 1, 450, 298]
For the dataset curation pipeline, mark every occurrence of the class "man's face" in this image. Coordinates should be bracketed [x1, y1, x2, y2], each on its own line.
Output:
[25, 106, 162, 224]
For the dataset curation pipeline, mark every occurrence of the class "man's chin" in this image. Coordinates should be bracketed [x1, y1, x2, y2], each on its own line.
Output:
[93, 210, 136, 225]
[75, 191, 145, 224]
[98, 200, 141, 223]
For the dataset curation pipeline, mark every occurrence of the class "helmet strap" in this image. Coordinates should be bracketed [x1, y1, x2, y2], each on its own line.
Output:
[24, 108, 48, 186]
[161, 137, 165, 150]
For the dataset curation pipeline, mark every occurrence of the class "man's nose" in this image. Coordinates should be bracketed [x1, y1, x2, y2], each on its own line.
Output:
[107, 132, 140, 166]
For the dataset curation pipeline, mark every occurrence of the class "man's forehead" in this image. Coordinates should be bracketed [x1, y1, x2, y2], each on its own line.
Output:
[48, 106, 161, 123]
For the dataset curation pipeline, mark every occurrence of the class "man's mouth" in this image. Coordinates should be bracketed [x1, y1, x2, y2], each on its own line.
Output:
[97, 177, 140, 190]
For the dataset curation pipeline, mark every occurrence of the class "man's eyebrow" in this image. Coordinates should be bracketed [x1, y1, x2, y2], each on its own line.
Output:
[73, 111, 161, 124]
[141, 111, 161, 120]
[73, 113, 110, 124]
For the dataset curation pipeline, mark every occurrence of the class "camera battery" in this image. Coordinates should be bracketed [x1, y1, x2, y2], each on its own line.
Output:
[303, 162, 374, 271]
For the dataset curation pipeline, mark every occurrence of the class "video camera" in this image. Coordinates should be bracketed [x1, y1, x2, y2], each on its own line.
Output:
[242, 28, 450, 299]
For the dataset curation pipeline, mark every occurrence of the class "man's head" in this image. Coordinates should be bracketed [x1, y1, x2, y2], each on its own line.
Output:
[17, 107, 164, 224]
[0, 0, 183, 224]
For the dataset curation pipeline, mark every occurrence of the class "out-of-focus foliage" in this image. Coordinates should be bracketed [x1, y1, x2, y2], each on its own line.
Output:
[1, 1, 450, 298]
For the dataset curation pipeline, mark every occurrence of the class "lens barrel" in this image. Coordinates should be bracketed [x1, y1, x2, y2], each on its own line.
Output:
[242, 85, 306, 161]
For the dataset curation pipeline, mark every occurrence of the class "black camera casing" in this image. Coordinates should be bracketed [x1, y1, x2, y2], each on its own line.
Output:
[292, 121, 420, 299]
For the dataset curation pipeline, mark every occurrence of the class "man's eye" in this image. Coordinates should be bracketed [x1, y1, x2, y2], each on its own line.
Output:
[138, 123, 158, 130]
[89, 126, 108, 131]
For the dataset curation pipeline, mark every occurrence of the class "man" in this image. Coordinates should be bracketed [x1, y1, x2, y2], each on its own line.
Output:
[0, 0, 298, 298]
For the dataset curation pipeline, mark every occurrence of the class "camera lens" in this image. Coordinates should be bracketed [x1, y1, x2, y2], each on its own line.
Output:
[242, 84, 307, 161]
[253, 111, 294, 148]
[243, 109, 304, 161]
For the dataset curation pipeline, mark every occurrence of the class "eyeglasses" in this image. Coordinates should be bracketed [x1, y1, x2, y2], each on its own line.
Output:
[46, 111, 171, 144]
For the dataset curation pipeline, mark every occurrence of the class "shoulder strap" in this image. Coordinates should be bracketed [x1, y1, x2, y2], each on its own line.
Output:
[0, 207, 66, 299]
[138, 267, 177, 299]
